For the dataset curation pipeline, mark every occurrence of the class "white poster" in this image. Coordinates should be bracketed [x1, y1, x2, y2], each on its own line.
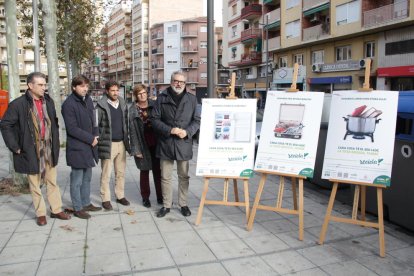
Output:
[196, 99, 257, 178]
[322, 90, 399, 186]
[254, 91, 324, 177]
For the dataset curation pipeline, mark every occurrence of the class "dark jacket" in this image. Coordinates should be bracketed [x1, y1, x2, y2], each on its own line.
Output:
[0, 91, 60, 174]
[96, 94, 130, 159]
[129, 99, 155, 170]
[151, 88, 200, 161]
[61, 92, 98, 168]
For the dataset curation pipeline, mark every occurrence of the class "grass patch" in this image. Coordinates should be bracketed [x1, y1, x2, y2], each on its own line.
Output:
[0, 177, 30, 196]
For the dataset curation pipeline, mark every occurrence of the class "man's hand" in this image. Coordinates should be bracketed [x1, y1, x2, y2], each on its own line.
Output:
[170, 127, 181, 135]
[92, 137, 98, 147]
[135, 153, 143, 158]
[177, 129, 187, 139]
[16, 149, 21, 154]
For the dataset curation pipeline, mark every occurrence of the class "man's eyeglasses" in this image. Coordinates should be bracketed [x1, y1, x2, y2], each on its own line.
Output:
[173, 80, 186, 85]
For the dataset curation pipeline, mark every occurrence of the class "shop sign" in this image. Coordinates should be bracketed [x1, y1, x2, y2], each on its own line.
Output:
[377, 65, 414, 77]
[322, 61, 360, 72]
[274, 66, 306, 84]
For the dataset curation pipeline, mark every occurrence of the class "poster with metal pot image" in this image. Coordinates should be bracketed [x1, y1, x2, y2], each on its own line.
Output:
[322, 90, 399, 186]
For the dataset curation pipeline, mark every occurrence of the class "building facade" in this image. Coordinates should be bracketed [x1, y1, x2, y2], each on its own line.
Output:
[222, 0, 414, 104]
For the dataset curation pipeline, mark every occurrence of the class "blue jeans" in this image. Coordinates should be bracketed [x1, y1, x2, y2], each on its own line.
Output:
[70, 168, 92, 211]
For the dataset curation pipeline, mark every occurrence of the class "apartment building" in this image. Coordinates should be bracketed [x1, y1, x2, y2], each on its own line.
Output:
[107, 0, 133, 95]
[0, 1, 67, 94]
[149, 17, 208, 98]
[215, 27, 232, 97]
[223, 0, 414, 99]
[131, 0, 203, 91]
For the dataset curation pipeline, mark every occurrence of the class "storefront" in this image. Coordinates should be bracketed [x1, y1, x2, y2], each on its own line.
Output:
[308, 76, 352, 93]
[377, 65, 414, 91]
[272, 66, 306, 91]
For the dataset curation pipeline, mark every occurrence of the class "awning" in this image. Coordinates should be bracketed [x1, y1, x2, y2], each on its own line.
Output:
[303, 3, 330, 17]
[309, 76, 352, 84]
[264, 21, 281, 30]
[378, 65, 414, 77]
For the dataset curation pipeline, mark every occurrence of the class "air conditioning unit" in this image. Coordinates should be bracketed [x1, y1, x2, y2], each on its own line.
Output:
[312, 64, 322, 72]
[310, 13, 321, 23]
[359, 58, 371, 68]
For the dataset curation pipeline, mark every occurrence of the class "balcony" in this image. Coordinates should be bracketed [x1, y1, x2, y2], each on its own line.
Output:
[151, 32, 163, 40]
[181, 61, 199, 69]
[303, 23, 330, 41]
[363, 0, 409, 28]
[303, 0, 329, 11]
[151, 47, 164, 55]
[181, 46, 198, 53]
[153, 78, 165, 84]
[101, 54, 108, 60]
[181, 30, 198, 37]
[241, 28, 262, 43]
[125, 52, 132, 59]
[267, 36, 281, 51]
[263, 0, 278, 5]
[125, 18, 131, 26]
[151, 63, 164, 69]
[265, 8, 281, 26]
[229, 51, 262, 66]
[240, 4, 262, 21]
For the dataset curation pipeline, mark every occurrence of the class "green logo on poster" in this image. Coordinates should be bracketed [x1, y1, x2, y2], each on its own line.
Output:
[240, 169, 253, 178]
[373, 175, 391, 186]
[299, 168, 313, 178]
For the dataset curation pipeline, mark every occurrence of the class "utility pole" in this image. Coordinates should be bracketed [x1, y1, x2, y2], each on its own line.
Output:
[207, 0, 214, 98]
[33, 0, 40, 71]
[265, 15, 269, 92]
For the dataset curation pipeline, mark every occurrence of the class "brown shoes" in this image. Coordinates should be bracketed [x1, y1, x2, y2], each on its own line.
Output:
[83, 204, 102, 212]
[50, 211, 71, 220]
[116, 198, 130, 206]
[74, 210, 91, 219]
[36, 216, 47, 226]
[102, 201, 113, 210]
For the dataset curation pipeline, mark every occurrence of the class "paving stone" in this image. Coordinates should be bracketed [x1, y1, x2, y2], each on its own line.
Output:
[196, 226, 239, 243]
[282, 267, 328, 276]
[0, 244, 44, 265]
[320, 260, 378, 276]
[0, 261, 38, 276]
[162, 230, 203, 247]
[222, 256, 276, 275]
[126, 232, 166, 252]
[6, 230, 49, 247]
[356, 254, 414, 276]
[14, 219, 52, 232]
[42, 240, 85, 260]
[207, 239, 255, 259]
[260, 218, 300, 234]
[298, 244, 351, 267]
[274, 230, 317, 249]
[168, 243, 217, 265]
[243, 233, 289, 254]
[180, 263, 229, 276]
[135, 268, 181, 276]
[0, 220, 20, 233]
[261, 250, 315, 275]
[86, 236, 127, 256]
[129, 247, 175, 271]
[389, 245, 414, 264]
[37, 256, 84, 276]
[330, 238, 378, 257]
[85, 252, 131, 275]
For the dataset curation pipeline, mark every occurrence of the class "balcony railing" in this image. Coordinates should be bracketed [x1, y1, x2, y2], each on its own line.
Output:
[151, 32, 163, 40]
[151, 63, 164, 69]
[182, 30, 198, 37]
[241, 4, 262, 20]
[267, 36, 281, 51]
[303, 23, 330, 41]
[181, 61, 199, 68]
[265, 8, 281, 24]
[303, 0, 329, 11]
[363, 0, 409, 28]
[241, 51, 262, 65]
[241, 28, 262, 42]
[151, 47, 164, 54]
[181, 46, 198, 52]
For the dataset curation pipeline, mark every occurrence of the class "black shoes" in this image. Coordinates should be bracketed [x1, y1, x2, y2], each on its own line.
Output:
[102, 201, 113, 210]
[116, 198, 130, 206]
[157, 198, 163, 205]
[156, 207, 170, 218]
[83, 204, 102, 212]
[143, 199, 151, 208]
[181, 206, 191, 217]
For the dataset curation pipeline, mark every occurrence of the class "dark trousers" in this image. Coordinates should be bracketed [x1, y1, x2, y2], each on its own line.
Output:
[140, 146, 162, 201]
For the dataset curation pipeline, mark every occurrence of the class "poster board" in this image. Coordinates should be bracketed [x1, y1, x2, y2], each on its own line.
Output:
[196, 98, 257, 178]
[254, 91, 324, 177]
[322, 90, 399, 186]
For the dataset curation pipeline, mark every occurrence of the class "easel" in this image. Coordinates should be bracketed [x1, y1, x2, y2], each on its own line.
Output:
[318, 59, 387, 257]
[247, 64, 306, 241]
[195, 72, 251, 227]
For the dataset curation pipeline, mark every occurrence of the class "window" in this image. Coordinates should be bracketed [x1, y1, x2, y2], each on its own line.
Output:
[200, 41, 207, 48]
[167, 24, 177, 33]
[200, 57, 207, 64]
[200, 26, 207, 32]
[232, 4, 237, 15]
[231, 25, 237, 38]
[336, 45, 352, 61]
[293, 54, 303, 65]
[286, 0, 300, 9]
[385, 39, 414, 55]
[19, 63, 23, 69]
[365, 42, 375, 58]
[231, 47, 237, 59]
[279, 56, 287, 68]
[285, 20, 300, 38]
[312, 50, 324, 64]
[336, 0, 360, 25]
[200, 72, 207, 79]
[18, 48, 23, 55]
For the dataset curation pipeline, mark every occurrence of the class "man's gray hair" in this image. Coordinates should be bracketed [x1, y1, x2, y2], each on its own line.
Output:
[27, 72, 46, 85]
[170, 71, 186, 83]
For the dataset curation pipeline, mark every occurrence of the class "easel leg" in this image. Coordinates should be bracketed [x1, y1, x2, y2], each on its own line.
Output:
[223, 178, 229, 203]
[247, 174, 267, 231]
[276, 176, 285, 208]
[233, 179, 239, 202]
[298, 178, 304, 241]
[352, 185, 360, 220]
[291, 177, 298, 210]
[319, 182, 338, 244]
[377, 187, 385, 257]
[360, 185, 366, 221]
[195, 178, 210, 226]
[243, 179, 250, 223]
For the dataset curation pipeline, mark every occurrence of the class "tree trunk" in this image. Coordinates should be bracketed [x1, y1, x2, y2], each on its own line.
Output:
[64, 31, 71, 94]
[5, 0, 28, 187]
[40, 0, 63, 143]
[71, 60, 79, 77]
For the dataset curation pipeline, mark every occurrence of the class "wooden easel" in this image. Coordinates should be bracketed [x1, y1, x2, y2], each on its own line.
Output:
[318, 58, 387, 257]
[195, 72, 251, 227]
[247, 64, 305, 240]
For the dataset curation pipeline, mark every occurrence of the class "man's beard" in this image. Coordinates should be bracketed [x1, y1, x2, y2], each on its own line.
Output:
[171, 85, 185, 94]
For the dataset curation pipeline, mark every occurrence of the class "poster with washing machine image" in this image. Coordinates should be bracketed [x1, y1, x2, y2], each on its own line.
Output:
[322, 90, 398, 186]
[254, 91, 324, 177]
[196, 99, 257, 178]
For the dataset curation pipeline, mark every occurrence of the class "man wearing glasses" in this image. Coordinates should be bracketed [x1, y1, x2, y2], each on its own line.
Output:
[151, 71, 200, 218]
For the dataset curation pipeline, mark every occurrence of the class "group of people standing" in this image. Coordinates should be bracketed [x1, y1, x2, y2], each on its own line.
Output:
[0, 71, 200, 226]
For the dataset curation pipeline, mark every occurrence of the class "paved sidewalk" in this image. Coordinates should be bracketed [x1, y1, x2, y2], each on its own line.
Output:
[0, 136, 414, 276]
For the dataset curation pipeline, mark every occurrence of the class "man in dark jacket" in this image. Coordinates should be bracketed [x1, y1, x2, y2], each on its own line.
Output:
[151, 71, 200, 218]
[0, 72, 71, 226]
[62, 75, 102, 219]
[96, 81, 130, 210]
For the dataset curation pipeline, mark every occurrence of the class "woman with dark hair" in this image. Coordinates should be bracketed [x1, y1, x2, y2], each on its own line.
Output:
[129, 84, 162, 208]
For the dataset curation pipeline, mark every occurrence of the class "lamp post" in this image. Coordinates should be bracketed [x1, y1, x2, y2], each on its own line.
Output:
[265, 15, 269, 92]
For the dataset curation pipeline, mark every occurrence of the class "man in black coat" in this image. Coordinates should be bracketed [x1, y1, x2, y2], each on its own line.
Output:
[0, 72, 71, 226]
[62, 75, 102, 219]
[151, 71, 200, 218]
